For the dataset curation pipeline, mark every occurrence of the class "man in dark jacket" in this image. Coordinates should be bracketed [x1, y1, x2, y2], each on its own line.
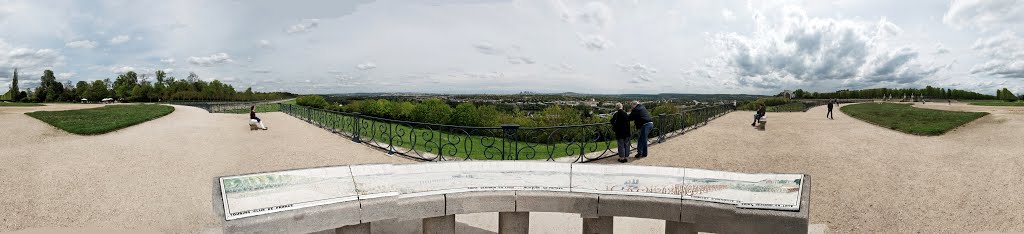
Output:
[826, 99, 836, 120]
[610, 103, 631, 163]
[628, 101, 653, 158]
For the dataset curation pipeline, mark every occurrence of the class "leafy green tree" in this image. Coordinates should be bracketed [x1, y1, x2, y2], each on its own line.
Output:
[412, 98, 453, 124]
[9, 68, 18, 101]
[476, 105, 502, 127]
[651, 103, 680, 116]
[450, 102, 480, 126]
[395, 102, 415, 120]
[1000, 88, 1017, 102]
[75, 81, 90, 101]
[793, 89, 805, 99]
[296, 95, 329, 108]
[113, 71, 139, 100]
[88, 80, 110, 101]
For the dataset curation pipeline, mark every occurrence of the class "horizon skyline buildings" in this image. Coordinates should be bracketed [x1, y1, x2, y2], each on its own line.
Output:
[0, 0, 1022, 95]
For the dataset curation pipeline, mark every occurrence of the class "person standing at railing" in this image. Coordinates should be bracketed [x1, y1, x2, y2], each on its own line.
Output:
[628, 101, 653, 158]
[610, 103, 632, 163]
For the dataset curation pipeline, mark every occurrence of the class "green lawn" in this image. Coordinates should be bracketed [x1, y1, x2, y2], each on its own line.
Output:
[221, 100, 295, 114]
[840, 103, 988, 136]
[0, 102, 44, 107]
[287, 107, 621, 160]
[222, 104, 281, 114]
[968, 100, 1024, 106]
[26, 104, 175, 135]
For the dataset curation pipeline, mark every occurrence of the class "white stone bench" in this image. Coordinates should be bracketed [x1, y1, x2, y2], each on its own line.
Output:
[212, 162, 810, 234]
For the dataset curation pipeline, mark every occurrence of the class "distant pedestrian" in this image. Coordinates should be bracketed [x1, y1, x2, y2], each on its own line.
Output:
[610, 103, 631, 163]
[752, 103, 766, 127]
[826, 99, 836, 120]
[628, 101, 653, 158]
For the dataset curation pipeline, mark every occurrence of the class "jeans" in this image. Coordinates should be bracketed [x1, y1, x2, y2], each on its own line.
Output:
[637, 122, 653, 156]
[827, 108, 833, 119]
[616, 137, 630, 158]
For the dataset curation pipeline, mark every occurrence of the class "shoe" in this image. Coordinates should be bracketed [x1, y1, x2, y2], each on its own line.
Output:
[618, 158, 628, 163]
[635, 154, 647, 158]
[751, 123, 755, 126]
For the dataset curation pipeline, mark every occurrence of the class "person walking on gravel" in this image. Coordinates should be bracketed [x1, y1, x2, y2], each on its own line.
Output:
[628, 101, 653, 158]
[826, 99, 837, 120]
[610, 103, 631, 163]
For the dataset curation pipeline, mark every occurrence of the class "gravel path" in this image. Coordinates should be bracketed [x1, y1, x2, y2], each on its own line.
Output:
[593, 102, 1024, 233]
[0, 104, 409, 233]
[3, 102, 1022, 233]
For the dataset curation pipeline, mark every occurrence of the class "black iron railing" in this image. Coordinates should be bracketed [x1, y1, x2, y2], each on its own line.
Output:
[280, 103, 734, 162]
[171, 99, 292, 113]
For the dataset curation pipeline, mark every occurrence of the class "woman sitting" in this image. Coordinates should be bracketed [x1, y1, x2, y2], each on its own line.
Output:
[250, 105, 267, 130]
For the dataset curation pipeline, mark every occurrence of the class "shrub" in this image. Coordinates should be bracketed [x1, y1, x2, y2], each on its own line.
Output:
[738, 97, 791, 110]
[296, 95, 329, 109]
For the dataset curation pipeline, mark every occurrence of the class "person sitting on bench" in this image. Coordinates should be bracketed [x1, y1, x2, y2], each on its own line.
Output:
[752, 103, 766, 127]
[250, 105, 267, 130]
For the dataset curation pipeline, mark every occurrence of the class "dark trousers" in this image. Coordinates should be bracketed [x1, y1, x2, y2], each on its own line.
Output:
[616, 137, 630, 158]
[637, 122, 653, 156]
[826, 108, 833, 119]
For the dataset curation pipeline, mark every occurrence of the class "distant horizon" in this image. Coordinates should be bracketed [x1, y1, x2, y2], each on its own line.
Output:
[1, 1, 1022, 96]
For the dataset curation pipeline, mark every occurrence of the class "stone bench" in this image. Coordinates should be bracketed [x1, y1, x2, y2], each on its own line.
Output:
[213, 162, 810, 234]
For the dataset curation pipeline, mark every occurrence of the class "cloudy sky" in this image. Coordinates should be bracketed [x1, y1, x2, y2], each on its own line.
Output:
[0, 0, 1022, 95]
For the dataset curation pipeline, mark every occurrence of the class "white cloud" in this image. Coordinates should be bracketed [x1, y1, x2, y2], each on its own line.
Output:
[285, 19, 320, 34]
[578, 34, 613, 51]
[65, 40, 97, 49]
[57, 72, 75, 80]
[968, 30, 1024, 78]
[472, 42, 503, 55]
[109, 35, 131, 45]
[355, 62, 377, 70]
[471, 42, 536, 65]
[258, 40, 272, 49]
[110, 66, 135, 74]
[934, 43, 950, 54]
[0, 40, 64, 76]
[251, 68, 272, 73]
[619, 62, 657, 83]
[722, 9, 736, 21]
[506, 56, 535, 65]
[706, 5, 937, 90]
[560, 1, 614, 31]
[160, 58, 175, 64]
[187, 53, 232, 66]
[943, 0, 1024, 31]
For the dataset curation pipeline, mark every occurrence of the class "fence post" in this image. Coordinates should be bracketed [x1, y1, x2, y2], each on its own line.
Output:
[657, 114, 667, 143]
[353, 112, 362, 143]
[501, 124, 519, 160]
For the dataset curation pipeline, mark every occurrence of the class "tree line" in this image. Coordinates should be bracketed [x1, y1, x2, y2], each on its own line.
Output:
[295, 95, 693, 127]
[3, 69, 294, 103]
[296, 95, 611, 127]
[784, 86, 1007, 100]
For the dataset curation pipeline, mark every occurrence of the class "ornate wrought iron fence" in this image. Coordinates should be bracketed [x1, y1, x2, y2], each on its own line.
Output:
[171, 99, 291, 113]
[280, 103, 734, 162]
